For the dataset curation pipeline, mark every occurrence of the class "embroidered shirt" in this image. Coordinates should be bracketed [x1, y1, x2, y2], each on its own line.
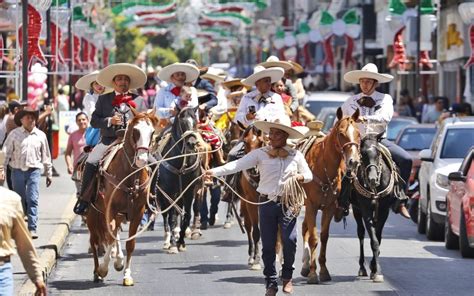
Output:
[154, 84, 198, 119]
[211, 146, 312, 199]
[340, 91, 394, 137]
[2, 126, 52, 178]
[235, 90, 286, 125]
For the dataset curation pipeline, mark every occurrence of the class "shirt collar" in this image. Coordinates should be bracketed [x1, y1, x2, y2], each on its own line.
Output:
[114, 91, 130, 96]
[21, 126, 38, 135]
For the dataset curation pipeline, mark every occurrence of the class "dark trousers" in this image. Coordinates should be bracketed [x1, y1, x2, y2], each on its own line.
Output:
[200, 183, 221, 223]
[259, 200, 297, 288]
[381, 139, 413, 190]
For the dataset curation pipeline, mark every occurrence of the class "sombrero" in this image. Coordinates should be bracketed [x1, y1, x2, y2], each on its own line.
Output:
[242, 66, 284, 87]
[14, 107, 39, 126]
[201, 67, 225, 82]
[97, 63, 147, 90]
[75, 71, 112, 93]
[185, 59, 208, 75]
[305, 120, 325, 137]
[289, 61, 304, 74]
[259, 56, 293, 71]
[158, 62, 200, 83]
[196, 88, 209, 97]
[254, 116, 304, 139]
[344, 63, 393, 84]
[222, 78, 251, 91]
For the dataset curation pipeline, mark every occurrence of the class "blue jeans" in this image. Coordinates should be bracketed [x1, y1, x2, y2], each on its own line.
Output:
[381, 139, 413, 190]
[0, 262, 13, 296]
[200, 184, 221, 224]
[259, 200, 297, 288]
[12, 168, 41, 231]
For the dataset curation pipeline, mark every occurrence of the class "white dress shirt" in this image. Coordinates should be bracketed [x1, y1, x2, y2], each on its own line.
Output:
[211, 146, 312, 199]
[235, 90, 286, 125]
[340, 90, 394, 137]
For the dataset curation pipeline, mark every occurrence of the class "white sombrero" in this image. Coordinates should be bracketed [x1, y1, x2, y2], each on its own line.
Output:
[289, 61, 304, 74]
[242, 65, 284, 87]
[97, 63, 147, 90]
[201, 67, 225, 82]
[259, 55, 293, 71]
[254, 116, 304, 139]
[344, 63, 393, 84]
[158, 62, 200, 83]
[75, 71, 100, 91]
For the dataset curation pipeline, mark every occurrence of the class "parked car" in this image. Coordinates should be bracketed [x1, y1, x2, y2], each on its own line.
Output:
[445, 147, 474, 257]
[386, 116, 418, 142]
[317, 107, 338, 133]
[303, 91, 349, 118]
[418, 117, 474, 240]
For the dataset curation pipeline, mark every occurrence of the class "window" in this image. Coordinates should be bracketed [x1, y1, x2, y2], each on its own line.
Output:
[398, 128, 437, 151]
[440, 129, 474, 159]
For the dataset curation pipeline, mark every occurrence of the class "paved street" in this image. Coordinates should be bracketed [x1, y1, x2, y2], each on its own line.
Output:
[48, 200, 474, 296]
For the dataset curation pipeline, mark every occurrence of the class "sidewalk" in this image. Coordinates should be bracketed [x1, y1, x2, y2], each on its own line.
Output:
[10, 159, 77, 295]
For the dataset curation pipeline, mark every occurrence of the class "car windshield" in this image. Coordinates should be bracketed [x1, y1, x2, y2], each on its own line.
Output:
[440, 128, 474, 159]
[305, 101, 344, 117]
[387, 119, 416, 141]
[397, 128, 436, 150]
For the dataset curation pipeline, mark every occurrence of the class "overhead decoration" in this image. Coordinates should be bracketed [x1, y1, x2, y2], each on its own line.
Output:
[459, 2, 474, 68]
[112, 0, 177, 16]
[50, 22, 65, 68]
[0, 35, 3, 68]
[62, 35, 82, 68]
[273, 27, 286, 60]
[295, 22, 312, 67]
[18, 4, 48, 68]
[319, 9, 360, 68]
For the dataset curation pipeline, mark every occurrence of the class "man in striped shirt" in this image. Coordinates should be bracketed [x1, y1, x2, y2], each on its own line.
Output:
[0, 107, 52, 239]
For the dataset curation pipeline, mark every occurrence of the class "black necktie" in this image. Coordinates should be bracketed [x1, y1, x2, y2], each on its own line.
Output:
[357, 96, 376, 108]
[258, 94, 268, 105]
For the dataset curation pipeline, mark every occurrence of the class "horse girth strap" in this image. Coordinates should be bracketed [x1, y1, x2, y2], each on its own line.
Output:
[100, 169, 151, 196]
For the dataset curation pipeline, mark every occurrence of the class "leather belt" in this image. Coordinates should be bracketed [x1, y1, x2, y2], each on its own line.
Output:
[260, 194, 281, 203]
[0, 256, 11, 266]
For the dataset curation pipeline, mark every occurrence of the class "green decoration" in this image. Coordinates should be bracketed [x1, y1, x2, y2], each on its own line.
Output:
[218, 0, 268, 10]
[320, 11, 335, 25]
[421, 0, 435, 15]
[72, 6, 85, 21]
[343, 9, 359, 24]
[389, 0, 407, 15]
[206, 12, 252, 25]
[275, 27, 285, 39]
[298, 22, 310, 34]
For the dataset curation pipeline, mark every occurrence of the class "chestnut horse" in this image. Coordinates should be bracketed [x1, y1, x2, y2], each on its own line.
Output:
[86, 108, 158, 286]
[301, 107, 361, 284]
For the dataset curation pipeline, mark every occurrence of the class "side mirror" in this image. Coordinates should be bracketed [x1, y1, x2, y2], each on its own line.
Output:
[448, 171, 467, 182]
[419, 149, 434, 162]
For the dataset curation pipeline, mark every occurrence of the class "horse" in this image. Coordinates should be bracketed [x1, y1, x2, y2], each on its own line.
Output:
[237, 124, 266, 270]
[300, 107, 361, 284]
[351, 130, 398, 283]
[154, 107, 202, 253]
[86, 108, 159, 286]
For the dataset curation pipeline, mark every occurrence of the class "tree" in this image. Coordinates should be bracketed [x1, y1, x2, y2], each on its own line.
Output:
[149, 47, 179, 66]
[114, 17, 148, 63]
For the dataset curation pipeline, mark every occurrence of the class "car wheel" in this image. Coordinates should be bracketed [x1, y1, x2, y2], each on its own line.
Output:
[445, 211, 459, 250]
[417, 199, 426, 234]
[409, 198, 418, 224]
[426, 200, 444, 241]
[459, 209, 474, 258]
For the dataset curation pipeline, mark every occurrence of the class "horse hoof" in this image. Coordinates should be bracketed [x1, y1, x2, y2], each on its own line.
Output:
[248, 258, 255, 265]
[93, 273, 103, 283]
[114, 262, 124, 272]
[249, 263, 261, 271]
[223, 222, 232, 229]
[163, 243, 170, 250]
[372, 274, 384, 283]
[168, 246, 179, 254]
[358, 268, 368, 277]
[191, 231, 202, 240]
[300, 267, 310, 278]
[320, 271, 332, 282]
[97, 267, 108, 278]
[123, 277, 134, 286]
[307, 272, 320, 285]
[184, 227, 191, 238]
[178, 245, 187, 252]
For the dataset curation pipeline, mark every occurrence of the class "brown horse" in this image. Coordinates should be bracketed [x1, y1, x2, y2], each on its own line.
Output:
[238, 124, 265, 270]
[300, 107, 361, 284]
[86, 108, 159, 286]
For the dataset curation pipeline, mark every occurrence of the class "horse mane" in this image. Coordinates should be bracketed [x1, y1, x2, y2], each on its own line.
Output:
[129, 111, 159, 128]
[240, 124, 261, 141]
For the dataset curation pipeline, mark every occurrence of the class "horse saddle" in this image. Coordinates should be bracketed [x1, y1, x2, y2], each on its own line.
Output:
[72, 151, 89, 182]
[296, 135, 325, 157]
[100, 141, 124, 173]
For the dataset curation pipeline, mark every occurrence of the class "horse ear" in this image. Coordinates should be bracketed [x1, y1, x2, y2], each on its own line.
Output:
[352, 108, 360, 121]
[237, 120, 247, 131]
[336, 107, 343, 120]
[147, 107, 156, 116]
[130, 106, 139, 116]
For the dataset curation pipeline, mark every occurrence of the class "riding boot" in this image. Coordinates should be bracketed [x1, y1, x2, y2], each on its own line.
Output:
[214, 149, 226, 166]
[73, 163, 98, 215]
[337, 176, 352, 217]
[391, 180, 411, 219]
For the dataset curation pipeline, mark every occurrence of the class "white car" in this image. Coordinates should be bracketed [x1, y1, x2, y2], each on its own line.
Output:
[417, 117, 474, 240]
[303, 91, 349, 118]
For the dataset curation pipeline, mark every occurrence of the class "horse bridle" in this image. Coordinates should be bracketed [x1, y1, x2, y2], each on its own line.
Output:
[334, 119, 360, 175]
[123, 120, 153, 168]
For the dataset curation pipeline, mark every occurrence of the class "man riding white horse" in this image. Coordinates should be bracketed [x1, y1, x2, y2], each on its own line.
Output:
[73, 63, 147, 215]
[339, 63, 412, 219]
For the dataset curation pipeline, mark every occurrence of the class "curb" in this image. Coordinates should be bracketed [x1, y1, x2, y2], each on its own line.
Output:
[18, 195, 77, 296]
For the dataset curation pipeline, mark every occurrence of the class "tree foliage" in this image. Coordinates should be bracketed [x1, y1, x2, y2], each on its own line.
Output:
[114, 17, 147, 63]
[149, 47, 179, 66]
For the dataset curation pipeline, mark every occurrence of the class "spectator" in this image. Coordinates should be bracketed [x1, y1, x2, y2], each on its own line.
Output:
[1, 107, 52, 239]
[0, 153, 46, 295]
[422, 97, 445, 123]
[56, 88, 69, 111]
[65, 112, 88, 177]
[397, 89, 415, 117]
[0, 102, 9, 146]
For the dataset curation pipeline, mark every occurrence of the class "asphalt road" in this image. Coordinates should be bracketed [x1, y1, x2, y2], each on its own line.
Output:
[48, 201, 474, 296]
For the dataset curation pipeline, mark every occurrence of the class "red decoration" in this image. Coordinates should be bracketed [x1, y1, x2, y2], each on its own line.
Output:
[81, 38, 89, 65]
[18, 4, 47, 68]
[62, 35, 82, 67]
[388, 27, 407, 71]
[277, 48, 286, 61]
[302, 43, 312, 68]
[344, 35, 356, 67]
[419, 50, 433, 68]
[464, 25, 474, 69]
[102, 48, 109, 67]
[322, 36, 334, 67]
[89, 43, 96, 67]
[0, 35, 3, 67]
[50, 22, 64, 68]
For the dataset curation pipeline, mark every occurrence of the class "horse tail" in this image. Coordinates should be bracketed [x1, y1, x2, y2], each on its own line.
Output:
[86, 204, 115, 249]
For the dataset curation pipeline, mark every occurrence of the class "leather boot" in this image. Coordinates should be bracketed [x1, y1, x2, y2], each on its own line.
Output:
[265, 287, 277, 296]
[73, 163, 98, 215]
[398, 204, 411, 219]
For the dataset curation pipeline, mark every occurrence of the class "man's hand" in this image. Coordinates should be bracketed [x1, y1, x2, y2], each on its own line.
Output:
[110, 114, 123, 126]
[35, 280, 47, 296]
[170, 108, 178, 117]
[67, 165, 73, 175]
[296, 174, 304, 183]
[203, 170, 215, 185]
[357, 116, 367, 123]
[46, 177, 52, 187]
[245, 112, 256, 121]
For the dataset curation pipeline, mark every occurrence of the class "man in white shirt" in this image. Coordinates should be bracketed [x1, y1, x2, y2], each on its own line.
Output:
[340, 63, 411, 219]
[205, 116, 312, 296]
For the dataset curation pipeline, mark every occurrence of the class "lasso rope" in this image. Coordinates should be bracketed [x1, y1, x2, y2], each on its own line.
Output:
[278, 175, 307, 219]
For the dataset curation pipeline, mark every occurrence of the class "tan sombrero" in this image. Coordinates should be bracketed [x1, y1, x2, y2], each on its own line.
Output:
[75, 71, 100, 91]
[158, 62, 200, 83]
[222, 78, 251, 91]
[259, 56, 293, 71]
[14, 107, 39, 126]
[289, 61, 304, 74]
[97, 63, 147, 90]
[242, 66, 284, 87]
[344, 63, 393, 84]
[254, 116, 304, 139]
[305, 120, 325, 137]
[196, 88, 209, 97]
[201, 67, 225, 82]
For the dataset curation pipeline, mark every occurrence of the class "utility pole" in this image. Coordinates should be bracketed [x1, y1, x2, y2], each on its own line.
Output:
[416, 0, 422, 99]
[22, 0, 28, 102]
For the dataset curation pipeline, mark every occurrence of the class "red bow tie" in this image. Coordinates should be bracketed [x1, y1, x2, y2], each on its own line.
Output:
[171, 86, 181, 97]
[112, 93, 137, 109]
